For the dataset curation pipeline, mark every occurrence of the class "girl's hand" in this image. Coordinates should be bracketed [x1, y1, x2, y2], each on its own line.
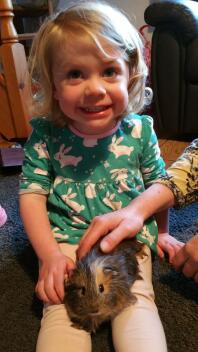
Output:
[35, 251, 75, 304]
[172, 234, 198, 283]
[77, 208, 144, 259]
[157, 232, 184, 263]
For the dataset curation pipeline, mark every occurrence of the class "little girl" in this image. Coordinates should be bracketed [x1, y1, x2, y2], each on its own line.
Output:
[19, 2, 168, 351]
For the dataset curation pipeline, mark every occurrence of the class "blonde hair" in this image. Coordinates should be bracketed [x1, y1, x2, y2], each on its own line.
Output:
[28, 1, 148, 125]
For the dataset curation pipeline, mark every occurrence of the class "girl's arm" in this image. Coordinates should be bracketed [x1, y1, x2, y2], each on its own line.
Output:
[155, 209, 184, 262]
[20, 193, 75, 304]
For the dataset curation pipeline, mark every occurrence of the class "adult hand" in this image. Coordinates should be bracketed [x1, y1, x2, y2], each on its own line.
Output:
[172, 234, 198, 283]
[77, 207, 144, 259]
[35, 251, 75, 304]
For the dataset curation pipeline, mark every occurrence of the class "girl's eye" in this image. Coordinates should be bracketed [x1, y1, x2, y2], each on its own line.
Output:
[67, 70, 82, 79]
[103, 67, 117, 78]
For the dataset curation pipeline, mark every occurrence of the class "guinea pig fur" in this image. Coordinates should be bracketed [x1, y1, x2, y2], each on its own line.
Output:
[64, 239, 143, 332]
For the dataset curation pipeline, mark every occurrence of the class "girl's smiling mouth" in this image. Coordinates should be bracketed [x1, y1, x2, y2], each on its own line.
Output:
[79, 105, 112, 117]
[81, 105, 111, 112]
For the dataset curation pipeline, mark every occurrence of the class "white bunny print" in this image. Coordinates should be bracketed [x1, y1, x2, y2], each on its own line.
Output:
[54, 144, 82, 168]
[34, 168, 48, 176]
[33, 142, 49, 159]
[103, 191, 122, 210]
[131, 119, 142, 138]
[85, 183, 97, 199]
[61, 188, 85, 213]
[27, 183, 45, 191]
[54, 176, 73, 187]
[141, 226, 155, 246]
[110, 168, 128, 182]
[108, 136, 134, 158]
[110, 169, 131, 193]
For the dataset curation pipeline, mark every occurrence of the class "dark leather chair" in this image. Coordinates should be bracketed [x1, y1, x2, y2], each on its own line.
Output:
[144, 0, 198, 138]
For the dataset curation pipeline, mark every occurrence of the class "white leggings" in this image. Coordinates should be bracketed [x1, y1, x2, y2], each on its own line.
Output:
[36, 243, 167, 352]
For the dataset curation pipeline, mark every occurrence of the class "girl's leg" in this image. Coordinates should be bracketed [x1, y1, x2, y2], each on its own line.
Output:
[36, 243, 92, 352]
[111, 245, 167, 352]
[36, 303, 91, 352]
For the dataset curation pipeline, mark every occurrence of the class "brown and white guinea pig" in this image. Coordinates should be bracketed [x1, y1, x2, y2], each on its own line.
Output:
[64, 238, 143, 333]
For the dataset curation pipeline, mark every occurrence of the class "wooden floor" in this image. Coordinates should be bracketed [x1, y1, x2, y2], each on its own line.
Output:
[159, 139, 189, 168]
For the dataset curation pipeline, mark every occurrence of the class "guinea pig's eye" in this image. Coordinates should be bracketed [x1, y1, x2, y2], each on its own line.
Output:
[80, 286, 86, 296]
[98, 284, 104, 293]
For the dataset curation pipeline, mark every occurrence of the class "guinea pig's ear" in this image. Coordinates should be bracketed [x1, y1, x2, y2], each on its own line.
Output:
[103, 267, 119, 277]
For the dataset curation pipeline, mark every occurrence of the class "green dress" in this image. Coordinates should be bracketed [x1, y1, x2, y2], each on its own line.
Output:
[19, 113, 166, 252]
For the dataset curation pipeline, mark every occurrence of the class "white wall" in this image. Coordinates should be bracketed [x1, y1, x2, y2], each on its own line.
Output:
[108, 0, 150, 29]
[57, 0, 151, 30]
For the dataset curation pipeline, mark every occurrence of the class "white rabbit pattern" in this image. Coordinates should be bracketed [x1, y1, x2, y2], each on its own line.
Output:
[54, 176, 73, 187]
[110, 168, 128, 182]
[85, 183, 96, 199]
[54, 144, 82, 168]
[110, 168, 131, 192]
[108, 136, 134, 158]
[34, 168, 48, 176]
[141, 226, 155, 246]
[61, 188, 85, 213]
[27, 183, 46, 191]
[33, 141, 49, 159]
[103, 191, 122, 210]
[130, 119, 142, 138]
[71, 215, 87, 226]
[141, 165, 155, 174]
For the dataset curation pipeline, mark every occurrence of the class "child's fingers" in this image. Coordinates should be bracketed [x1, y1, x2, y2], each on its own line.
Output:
[35, 280, 51, 304]
[54, 258, 75, 302]
[157, 242, 176, 262]
[157, 244, 165, 258]
[65, 257, 76, 271]
[54, 272, 66, 302]
[168, 242, 184, 264]
[43, 275, 62, 304]
[167, 244, 181, 264]
[36, 272, 63, 304]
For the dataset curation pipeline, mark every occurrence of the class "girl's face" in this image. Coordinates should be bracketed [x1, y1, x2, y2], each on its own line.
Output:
[53, 35, 129, 135]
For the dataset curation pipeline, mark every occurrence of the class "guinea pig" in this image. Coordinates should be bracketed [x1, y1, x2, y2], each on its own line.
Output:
[64, 238, 143, 332]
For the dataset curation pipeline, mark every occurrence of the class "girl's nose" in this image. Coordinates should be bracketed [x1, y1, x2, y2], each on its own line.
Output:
[84, 77, 106, 97]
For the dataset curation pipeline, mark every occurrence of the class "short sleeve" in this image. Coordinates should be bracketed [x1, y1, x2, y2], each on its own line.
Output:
[140, 116, 166, 187]
[19, 118, 53, 195]
[155, 139, 198, 208]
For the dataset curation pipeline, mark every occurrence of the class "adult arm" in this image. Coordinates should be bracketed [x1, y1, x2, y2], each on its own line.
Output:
[78, 182, 175, 258]
[155, 138, 198, 208]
